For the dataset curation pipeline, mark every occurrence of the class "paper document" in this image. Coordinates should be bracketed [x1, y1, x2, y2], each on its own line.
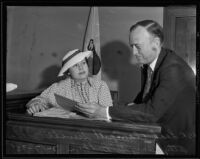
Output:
[54, 94, 110, 121]
[54, 93, 77, 111]
[34, 107, 109, 121]
[34, 107, 72, 118]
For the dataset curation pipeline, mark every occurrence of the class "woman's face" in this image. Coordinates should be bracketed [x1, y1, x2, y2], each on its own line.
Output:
[69, 58, 89, 82]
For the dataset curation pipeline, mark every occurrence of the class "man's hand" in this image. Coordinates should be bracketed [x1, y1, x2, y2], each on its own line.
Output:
[26, 99, 48, 115]
[75, 102, 108, 119]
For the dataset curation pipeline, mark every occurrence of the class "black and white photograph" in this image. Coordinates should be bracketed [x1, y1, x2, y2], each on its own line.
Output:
[1, 1, 199, 157]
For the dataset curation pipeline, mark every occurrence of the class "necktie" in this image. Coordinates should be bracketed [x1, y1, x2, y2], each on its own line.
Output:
[143, 66, 152, 100]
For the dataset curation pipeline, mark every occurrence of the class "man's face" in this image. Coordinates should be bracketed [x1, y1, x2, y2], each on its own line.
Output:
[129, 26, 158, 65]
[69, 59, 89, 82]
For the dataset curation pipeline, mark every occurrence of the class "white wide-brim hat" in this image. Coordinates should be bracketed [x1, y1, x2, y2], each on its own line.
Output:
[58, 49, 92, 77]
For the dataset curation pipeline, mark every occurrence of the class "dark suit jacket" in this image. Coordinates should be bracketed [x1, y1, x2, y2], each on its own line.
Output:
[109, 48, 196, 136]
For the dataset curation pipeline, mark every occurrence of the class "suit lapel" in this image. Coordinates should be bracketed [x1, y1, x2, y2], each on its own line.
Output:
[143, 48, 169, 102]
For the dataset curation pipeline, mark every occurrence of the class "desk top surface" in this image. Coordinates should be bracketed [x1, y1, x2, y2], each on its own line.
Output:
[7, 111, 161, 136]
[6, 90, 161, 135]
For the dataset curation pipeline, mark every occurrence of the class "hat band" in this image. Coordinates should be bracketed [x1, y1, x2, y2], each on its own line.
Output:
[62, 50, 81, 66]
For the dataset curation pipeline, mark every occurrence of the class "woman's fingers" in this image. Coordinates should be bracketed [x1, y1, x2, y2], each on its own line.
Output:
[40, 106, 45, 111]
[27, 107, 35, 114]
[26, 101, 48, 115]
[40, 104, 47, 111]
[26, 100, 34, 108]
[74, 103, 95, 118]
[27, 104, 40, 114]
[27, 109, 33, 115]
[32, 104, 39, 112]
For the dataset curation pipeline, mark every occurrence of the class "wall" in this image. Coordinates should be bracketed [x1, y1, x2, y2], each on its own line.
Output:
[7, 6, 90, 90]
[6, 6, 163, 103]
[99, 7, 163, 103]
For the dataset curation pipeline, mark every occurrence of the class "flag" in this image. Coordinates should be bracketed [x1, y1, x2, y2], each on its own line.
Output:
[82, 7, 101, 79]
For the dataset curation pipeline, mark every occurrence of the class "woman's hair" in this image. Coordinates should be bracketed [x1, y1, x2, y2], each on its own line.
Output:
[130, 20, 164, 46]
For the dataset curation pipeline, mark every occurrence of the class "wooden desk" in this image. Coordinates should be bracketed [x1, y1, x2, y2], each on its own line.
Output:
[5, 92, 161, 154]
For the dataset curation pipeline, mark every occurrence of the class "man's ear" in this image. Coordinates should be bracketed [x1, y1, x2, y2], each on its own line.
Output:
[151, 37, 160, 53]
[153, 37, 160, 47]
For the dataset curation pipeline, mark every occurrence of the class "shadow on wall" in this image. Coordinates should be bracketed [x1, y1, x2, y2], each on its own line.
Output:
[101, 40, 141, 104]
[37, 65, 66, 89]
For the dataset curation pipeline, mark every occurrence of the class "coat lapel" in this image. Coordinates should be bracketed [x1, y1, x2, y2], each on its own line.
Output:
[143, 48, 169, 102]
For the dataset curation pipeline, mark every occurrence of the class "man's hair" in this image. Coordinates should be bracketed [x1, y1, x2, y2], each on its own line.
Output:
[130, 20, 164, 45]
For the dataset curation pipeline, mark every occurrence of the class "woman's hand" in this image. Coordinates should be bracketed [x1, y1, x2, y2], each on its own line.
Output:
[26, 99, 48, 115]
[75, 102, 108, 119]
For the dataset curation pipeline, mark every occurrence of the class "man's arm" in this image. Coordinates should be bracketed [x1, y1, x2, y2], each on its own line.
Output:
[109, 64, 187, 123]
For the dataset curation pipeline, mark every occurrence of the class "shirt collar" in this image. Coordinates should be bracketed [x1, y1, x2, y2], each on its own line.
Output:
[71, 77, 92, 88]
[149, 56, 158, 71]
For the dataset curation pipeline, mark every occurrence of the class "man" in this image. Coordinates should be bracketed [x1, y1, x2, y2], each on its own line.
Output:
[75, 20, 196, 138]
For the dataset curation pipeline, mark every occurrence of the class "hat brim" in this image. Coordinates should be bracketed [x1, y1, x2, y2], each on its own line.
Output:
[58, 50, 92, 77]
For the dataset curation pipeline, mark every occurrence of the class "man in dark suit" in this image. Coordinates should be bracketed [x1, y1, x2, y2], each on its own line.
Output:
[76, 20, 196, 139]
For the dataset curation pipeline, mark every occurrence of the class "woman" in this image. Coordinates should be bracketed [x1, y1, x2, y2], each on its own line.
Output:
[26, 49, 113, 120]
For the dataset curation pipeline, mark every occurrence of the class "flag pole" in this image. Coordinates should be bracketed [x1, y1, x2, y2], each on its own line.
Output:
[82, 7, 92, 51]
[82, 7, 101, 79]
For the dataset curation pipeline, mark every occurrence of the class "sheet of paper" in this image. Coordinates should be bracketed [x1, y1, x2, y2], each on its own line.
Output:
[34, 94, 110, 122]
[34, 107, 109, 121]
[54, 93, 77, 111]
[156, 143, 164, 154]
[54, 93, 89, 116]
[34, 107, 72, 118]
